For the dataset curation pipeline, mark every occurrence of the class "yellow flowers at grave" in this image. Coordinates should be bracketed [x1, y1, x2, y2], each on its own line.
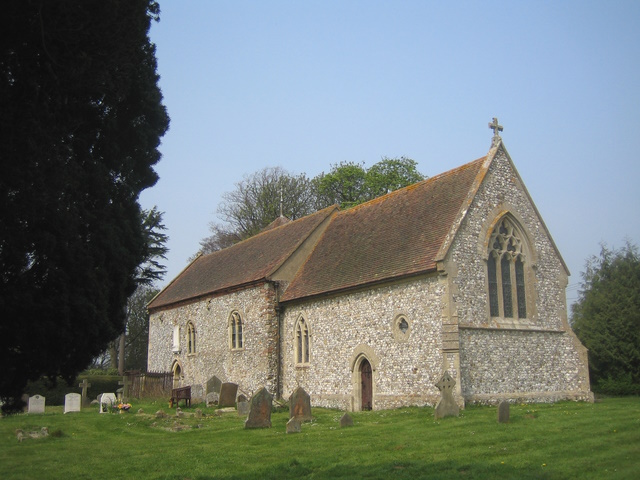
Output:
[117, 403, 132, 413]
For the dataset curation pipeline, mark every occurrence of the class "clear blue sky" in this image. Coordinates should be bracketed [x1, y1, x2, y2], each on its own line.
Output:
[140, 0, 640, 311]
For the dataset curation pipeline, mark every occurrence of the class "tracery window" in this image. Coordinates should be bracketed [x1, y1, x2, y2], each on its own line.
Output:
[187, 322, 196, 354]
[229, 311, 243, 350]
[487, 216, 528, 319]
[295, 317, 310, 365]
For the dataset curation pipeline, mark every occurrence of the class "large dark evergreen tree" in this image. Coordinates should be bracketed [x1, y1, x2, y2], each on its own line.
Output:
[572, 242, 640, 395]
[0, 1, 169, 412]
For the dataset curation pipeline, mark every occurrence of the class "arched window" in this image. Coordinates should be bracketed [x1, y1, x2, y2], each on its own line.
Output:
[229, 311, 243, 350]
[187, 322, 196, 354]
[295, 317, 310, 365]
[487, 216, 528, 319]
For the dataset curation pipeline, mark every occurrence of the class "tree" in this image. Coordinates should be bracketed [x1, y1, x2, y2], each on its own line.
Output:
[123, 285, 159, 371]
[0, 1, 169, 412]
[199, 167, 317, 254]
[571, 242, 640, 395]
[365, 157, 425, 198]
[313, 161, 368, 209]
[314, 157, 425, 209]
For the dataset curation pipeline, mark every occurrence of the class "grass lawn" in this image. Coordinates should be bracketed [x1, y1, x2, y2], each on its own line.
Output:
[1, 397, 638, 479]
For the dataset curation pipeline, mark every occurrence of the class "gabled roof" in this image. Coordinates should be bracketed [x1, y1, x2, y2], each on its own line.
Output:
[280, 156, 488, 302]
[148, 206, 338, 310]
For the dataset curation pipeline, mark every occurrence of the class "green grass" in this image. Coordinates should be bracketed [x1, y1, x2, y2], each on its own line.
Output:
[1, 398, 639, 479]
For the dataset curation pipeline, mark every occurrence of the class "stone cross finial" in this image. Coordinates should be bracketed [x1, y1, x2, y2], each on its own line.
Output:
[488, 117, 503, 146]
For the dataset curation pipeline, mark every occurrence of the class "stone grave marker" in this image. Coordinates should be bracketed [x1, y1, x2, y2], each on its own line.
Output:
[118, 376, 130, 402]
[206, 392, 219, 406]
[244, 387, 272, 429]
[21, 393, 29, 413]
[237, 394, 249, 416]
[206, 375, 223, 395]
[28, 395, 45, 414]
[78, 379, 91, 407]
[434, 370, 459, 419]
[289, 386, 312, 422]
[497, 400, 510, 423]
[191, 384, 204, 403]
[219, 382, 238, 407]
[286, 417, 301, 434]
[64, 393, 82, 414]
[340, 413, 353, 427]
[99, 393, 117, 413]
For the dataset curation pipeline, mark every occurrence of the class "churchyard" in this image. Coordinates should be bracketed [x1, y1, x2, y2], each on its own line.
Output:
[1, 396, 638, 479]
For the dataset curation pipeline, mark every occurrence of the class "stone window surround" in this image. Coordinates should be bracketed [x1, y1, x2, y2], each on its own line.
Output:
[478, 207, 538, 324]
[391, 312, 411, 342]
[186, 321, 196, 355]
[294, 314, 311, 367]
[228, 310, 245, 351]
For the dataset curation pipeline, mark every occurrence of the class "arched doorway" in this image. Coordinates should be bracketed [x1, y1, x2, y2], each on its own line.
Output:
[360, 358, 372, 411]
[172, 362, 182, 389]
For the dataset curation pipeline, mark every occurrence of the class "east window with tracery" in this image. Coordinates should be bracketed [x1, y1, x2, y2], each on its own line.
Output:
[487, 216, 528, 319]
[295, 317, 310, 365]
[229, 311, 243, 350]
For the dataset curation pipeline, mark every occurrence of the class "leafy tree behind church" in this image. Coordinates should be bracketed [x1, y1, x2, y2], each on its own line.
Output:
[0, 1, 169, 412]
[571, 242, 640, 395]
[198, 157, 424, 255]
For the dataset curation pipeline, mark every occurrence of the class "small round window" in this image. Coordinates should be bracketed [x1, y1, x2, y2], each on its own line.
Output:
[392, 314, 411, 342]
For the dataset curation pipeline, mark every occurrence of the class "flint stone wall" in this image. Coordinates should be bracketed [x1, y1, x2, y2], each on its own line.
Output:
[445, 147, 591, 402]
[281, 274, 447, 411]
[148, 283, 278, 397]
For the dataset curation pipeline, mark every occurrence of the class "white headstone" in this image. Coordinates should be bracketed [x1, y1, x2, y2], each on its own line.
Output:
[64, 393, 82, 414]
[99, 393, 117, 413]
[28, 395, 45, 414]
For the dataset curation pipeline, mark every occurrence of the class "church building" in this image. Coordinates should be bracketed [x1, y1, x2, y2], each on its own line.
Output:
[147, 125, 593, 410]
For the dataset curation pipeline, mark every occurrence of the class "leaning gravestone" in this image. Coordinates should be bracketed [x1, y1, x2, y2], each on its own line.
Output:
[340, 413, 353, 427]
[28, 395, 45, 414]
[434, 370, 459, 419]
[289, 386, 312, 422]
[99, 393, 117, 413]
[497, 400, 510, 423]
[206, 375, 223, 395]
[64, 393, 82, 414]
[219, 382, 239, 408]
[237, 394, 249, 416]
[244, 387, 272, 429]
[286, 417, 301, 434]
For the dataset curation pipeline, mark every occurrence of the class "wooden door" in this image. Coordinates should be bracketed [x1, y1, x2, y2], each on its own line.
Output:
[360, 359, 372, 410]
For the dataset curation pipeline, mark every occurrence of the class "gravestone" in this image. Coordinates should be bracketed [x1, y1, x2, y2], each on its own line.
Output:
[289, 386, 312, 422]
[99, 393, 117, 413]
[219, 382, 238, 408]
[191, 384, 204, 403]
[21, 393, 30, 413]
[286, 417, 301, 434]
[206, 392, 219, 406]
[78, 379, 91, 407]
[28, 395, 45, 414]
[497, 400, 510, 423]
[64, 393, 82, 414]
[434, 370, 459, 419]
[340, 413, 353, 427]
[244, 387, 272, 429]
[118, 376, 130, 402]
[206, 375, 223, 395]
[237, 394, 249, 416]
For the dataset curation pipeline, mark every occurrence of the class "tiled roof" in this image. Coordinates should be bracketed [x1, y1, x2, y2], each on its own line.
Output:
[148, 206, 338, 310]
[280, 157, 487, 302]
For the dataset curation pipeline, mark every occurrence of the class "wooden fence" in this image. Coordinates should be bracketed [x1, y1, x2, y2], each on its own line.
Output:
[126, 371, 173, 399]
